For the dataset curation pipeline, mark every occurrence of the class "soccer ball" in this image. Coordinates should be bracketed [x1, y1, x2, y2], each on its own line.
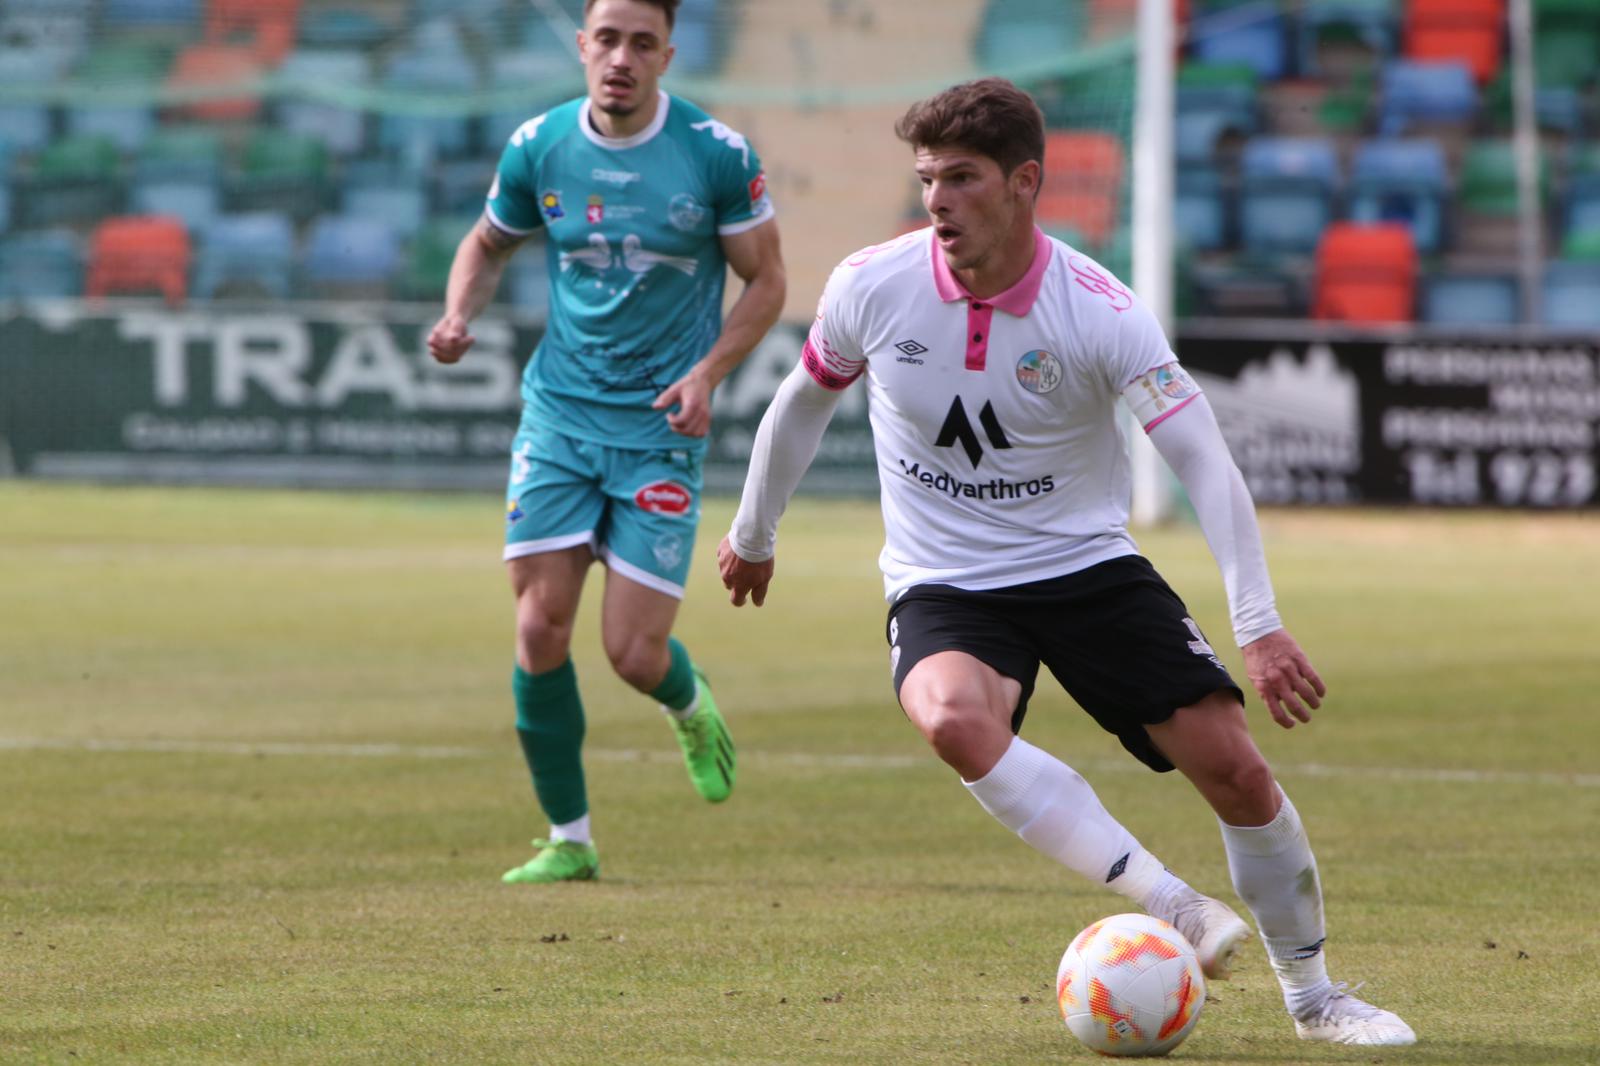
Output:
[1056, 913, 1206, 1057]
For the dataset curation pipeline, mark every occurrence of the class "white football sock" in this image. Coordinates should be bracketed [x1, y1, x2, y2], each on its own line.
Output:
[1218, 787, 1332, 1015]
[660, 689, 700, 723]
[550, 813, 592, 845]
[965, 737, 1181, 908]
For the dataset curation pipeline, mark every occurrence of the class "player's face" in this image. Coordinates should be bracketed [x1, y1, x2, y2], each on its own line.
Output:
[915, 146, 1037, 274]
[579, 0, 674, 118]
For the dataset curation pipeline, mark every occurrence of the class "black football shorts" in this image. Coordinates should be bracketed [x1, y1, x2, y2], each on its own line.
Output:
[885, 555, 1244, 772]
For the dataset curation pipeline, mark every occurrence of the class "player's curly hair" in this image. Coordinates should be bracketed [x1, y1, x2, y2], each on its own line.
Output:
[894, 78, 1045, 177]
[584, 0, 679, 30]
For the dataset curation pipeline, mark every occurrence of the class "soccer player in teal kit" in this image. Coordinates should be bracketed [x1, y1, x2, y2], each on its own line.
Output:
[427, 0, 785, 883]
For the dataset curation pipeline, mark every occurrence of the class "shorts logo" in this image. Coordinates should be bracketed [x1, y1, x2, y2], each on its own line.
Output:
[890, 644, 902, 676]
[1016, 350, 1063, 394]
[635, 480, 692, 515]
[652, 533, 683, 570]
[540, 191, 564, 220]
[1183, 616, 1226, 670]
[889, 617, 899, 643]
[511, 441, 534, 485]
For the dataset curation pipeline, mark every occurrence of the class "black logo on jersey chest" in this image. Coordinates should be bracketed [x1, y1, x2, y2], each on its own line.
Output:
[935, 397, 1011, 468]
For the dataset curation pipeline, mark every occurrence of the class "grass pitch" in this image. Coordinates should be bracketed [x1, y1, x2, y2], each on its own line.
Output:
[2, 483, 1597, 1064]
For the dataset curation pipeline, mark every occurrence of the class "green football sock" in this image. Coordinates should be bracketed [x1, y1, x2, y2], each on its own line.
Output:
[649, 637, 697, 712]
[513, 660, 588, 826]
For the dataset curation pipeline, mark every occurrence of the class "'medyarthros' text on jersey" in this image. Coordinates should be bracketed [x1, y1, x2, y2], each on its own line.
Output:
[487, 90, 774, 449]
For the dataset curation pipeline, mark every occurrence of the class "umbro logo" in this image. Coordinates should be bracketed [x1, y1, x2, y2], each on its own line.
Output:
[895, 339, 928, 356]
[1106, 852, 1130, 883]
[935, 396, 1011, 468]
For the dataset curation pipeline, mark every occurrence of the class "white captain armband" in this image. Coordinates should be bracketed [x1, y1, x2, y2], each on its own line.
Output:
[1121, 362, 1204, 432]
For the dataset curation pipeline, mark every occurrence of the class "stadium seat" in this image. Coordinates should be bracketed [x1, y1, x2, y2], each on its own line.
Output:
[229, 129, 329, 219]
[1533, 0, 1600, 89]
[275, 50, 371, 157]
[1038, 130, 1123, 249]
[1420, 272, 1519, 324]
[378, 49, 480, 165]
[1298, 0, 1397, 79]
[486, 50, 574, 150]
[0, 182, 10, 236]
[0, 230, 84, 299]
[1559, 227, 1600, 260]
[402, 216, 475, 301]
[1459, 139, 1546, 217]
[132, 180, 221, 233]
[103, 0, 201, 28]
[1404, 0, 1504, 85]
[65, 105, 156, 154]
[0, 104, 51, 154]
[1189, 1, 1290, 81]
[1175, 167, 1231, 251]
[1238, 137, 1340, 253]
[66, 41, 168, 153]
[1541, 261, 1600, 327]
[136, 127, 224, 185]
[1378, 60, 1477, 135]
[85, 215, 193, 306]
[976, 1, 1083, 70]
[166, 43, 265, 123]
[1346, 138, 1449, 252]
[1312, 222, 1417, 322]
[193, 213, 295, 299]
[433, 158, 499, 216]
[1175, 63, 1259, 165]
[299, 6, 394, 49]
[299, 214, 401, 298]
[205, 0, 301, 66]
[342, 162, 428, 240]
[20, 135, 124, 228]
[1188, 256, 1307, 317]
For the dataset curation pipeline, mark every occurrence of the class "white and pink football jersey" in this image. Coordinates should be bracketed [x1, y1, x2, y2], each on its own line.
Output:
[805, 227, 1197, 599]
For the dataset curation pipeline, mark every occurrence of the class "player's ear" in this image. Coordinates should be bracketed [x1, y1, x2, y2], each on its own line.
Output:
[576, 29, 588, 63]
[660, 41, 675, 74]
[1013, 159, 1041, 202]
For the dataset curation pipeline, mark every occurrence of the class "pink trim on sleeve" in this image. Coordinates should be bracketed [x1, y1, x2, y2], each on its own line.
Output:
[1141, 393, 1199, 432]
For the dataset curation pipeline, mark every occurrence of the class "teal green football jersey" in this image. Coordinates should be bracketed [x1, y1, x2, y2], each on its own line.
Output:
[486, 90, 774, 450]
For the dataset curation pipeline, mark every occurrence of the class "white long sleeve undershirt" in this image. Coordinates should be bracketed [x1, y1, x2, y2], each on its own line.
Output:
[726, 363, 843, 563]
[1145, 393, 1283, 646]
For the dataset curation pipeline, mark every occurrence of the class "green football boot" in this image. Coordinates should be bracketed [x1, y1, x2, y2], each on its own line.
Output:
[501, 838, 599, 884]
[670, 666, 735, 803]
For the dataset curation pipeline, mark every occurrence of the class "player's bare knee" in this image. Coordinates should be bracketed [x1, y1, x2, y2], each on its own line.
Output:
[515, 602, 573, 665]
[1213, 757, 1278, 824]
[605, 635, 668, 692]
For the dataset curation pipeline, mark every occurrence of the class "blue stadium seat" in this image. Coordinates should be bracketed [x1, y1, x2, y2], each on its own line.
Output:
[276, 50, 372, 158]
[433, 157, 498, 215]
[1379, 60, 1477, 135]
[1536, 87, 1584, 136]
[1238, 137, 1340, 253]
[0, 104, 50, 154]
[0, 230, 83, 299]
[65, 105, 156, 153]
[379, 49, 480, 165]
[101, 0, 201, 28]
[1297, 0, 1396, 79]
[1565, 175, 1600, 240]
[1175, 75, 1259, 166]
[1346, 138, 1449, 252]
[342, 163, 428, 240]
[299, 6, 393, 49]
[485, 50, 574, 149]
[132, 180, 220, 233]
[135, 128, 224, 185]
[1190, 2, 1290, 81]
[300, 214, 402, 295]
[193, 213, 295, 299]
[1420, 273, 1518, 325]
[1175, 168, 1231, 251]
[1542, 262, 1600, 327]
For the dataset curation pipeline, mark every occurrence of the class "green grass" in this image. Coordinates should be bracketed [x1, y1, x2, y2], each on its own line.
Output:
[2, 483, 1598, 1064]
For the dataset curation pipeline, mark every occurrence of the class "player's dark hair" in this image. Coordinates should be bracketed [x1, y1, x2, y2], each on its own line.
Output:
[894, 78, 1045, 177]
[584, 0, 679, 31]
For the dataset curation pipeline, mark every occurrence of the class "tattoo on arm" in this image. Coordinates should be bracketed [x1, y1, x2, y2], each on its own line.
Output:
[477, 216, 522, 252]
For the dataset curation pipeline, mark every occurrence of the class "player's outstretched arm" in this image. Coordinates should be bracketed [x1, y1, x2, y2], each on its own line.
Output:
[1241, 628, 1325, 729]
[426, 218, 525, 365]
[655, 219, 786, 437]
[722, 361, 845, 606]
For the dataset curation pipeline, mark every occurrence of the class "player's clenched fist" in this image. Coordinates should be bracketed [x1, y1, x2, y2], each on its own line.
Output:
[427, 313, 474, 365]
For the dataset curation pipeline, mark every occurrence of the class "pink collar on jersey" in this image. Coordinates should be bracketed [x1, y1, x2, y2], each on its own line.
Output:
[929, 225, 1053, 316]
[930, 227, 1051, 370]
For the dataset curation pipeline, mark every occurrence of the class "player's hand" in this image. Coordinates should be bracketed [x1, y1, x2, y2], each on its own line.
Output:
[1241, 629, 1325, 729]
[654, 369, 713, 438]
[717, 536, 774, 607]
[427, 313, 474, 365]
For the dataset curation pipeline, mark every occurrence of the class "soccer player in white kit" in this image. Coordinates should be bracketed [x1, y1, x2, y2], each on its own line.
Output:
[717, 78, 1415, 1047]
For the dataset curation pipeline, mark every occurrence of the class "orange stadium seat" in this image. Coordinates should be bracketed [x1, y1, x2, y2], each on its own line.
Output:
[1038, 130, 1124, 249]
[1405, 0, 1505, 84]
[1312, 222, 1417, 323]
[166, 43, 264, 122]
[85, 215, 193, 307]
[206, 0, 301, 66]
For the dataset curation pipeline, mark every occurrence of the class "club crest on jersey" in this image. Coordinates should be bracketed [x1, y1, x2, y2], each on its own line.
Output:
[635, 480, 692, 515]
[1156, 364, 1200, 400]
[1016, 350, 1063, 394]
[748, 170, 767, 204]
[586, 195, 604, 224]
[541, 191, 564, 220]
[669, 193, 706, 232]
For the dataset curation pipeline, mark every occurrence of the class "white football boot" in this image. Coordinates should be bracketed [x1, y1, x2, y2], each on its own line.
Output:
[1294, 982, 1417, 1046]
[1167, 891, 1253, 980]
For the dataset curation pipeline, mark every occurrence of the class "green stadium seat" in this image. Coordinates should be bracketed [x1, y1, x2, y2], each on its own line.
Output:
[1533, 0, 1600, 89]
[135, 127, 224, 185]
[1459, 140, 1547, 217]
[402, 217, 475, 302]
[20, 135, 124, 227]
[229, 129, 329, 219]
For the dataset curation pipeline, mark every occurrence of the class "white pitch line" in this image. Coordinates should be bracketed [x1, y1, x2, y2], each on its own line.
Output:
[0, 736, 1595, 789]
